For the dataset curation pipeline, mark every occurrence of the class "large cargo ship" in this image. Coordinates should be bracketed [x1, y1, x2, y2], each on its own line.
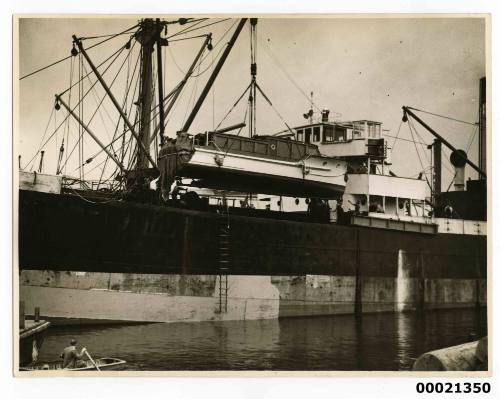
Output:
[17, 18, 487, 324]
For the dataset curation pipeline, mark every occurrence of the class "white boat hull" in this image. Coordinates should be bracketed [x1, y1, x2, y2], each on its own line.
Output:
[180, 147, 347, 198]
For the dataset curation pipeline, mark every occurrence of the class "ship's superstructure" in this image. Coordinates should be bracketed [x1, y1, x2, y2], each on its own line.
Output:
[17, 18, 487, 325]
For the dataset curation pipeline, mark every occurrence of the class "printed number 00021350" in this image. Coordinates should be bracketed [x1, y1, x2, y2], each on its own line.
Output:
[416, 382, 491, 394]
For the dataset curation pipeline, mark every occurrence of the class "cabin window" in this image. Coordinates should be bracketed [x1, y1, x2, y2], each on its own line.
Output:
[353, 122, 364, 138]
[334, 128, 346, 142]
[323, 125, 334, 142]
[367, 123, 381, 138]
[313, 126, 321, 142]
[297, 129, 304, 142]
[305, 128, 312, 144]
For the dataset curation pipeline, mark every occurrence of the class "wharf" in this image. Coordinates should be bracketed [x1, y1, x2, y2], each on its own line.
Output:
[19, 302, 51, 367]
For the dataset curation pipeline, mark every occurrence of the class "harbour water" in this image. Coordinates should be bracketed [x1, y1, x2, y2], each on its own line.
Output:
[34, 308, 486, 371]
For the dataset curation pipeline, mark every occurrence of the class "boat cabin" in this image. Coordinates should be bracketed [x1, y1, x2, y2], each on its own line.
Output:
[194, 131, 320, 162]
[294, 120, 387, 160]
[292, 117, 429, 219]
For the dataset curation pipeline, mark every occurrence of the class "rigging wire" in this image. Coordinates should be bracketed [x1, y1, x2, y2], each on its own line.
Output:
[407, 118, 432, 191]
[407, 119, 430, 165]
[167, 18, 230, 39]
[255, 83, 295, 135]
[58, 44, 132, 173]
[190, 40, 228, 78]
[406, 106, 478, 126]
[168, 45, 188, 75]
[164, 19, 207, 39]
[168, 34, 211, 43]
[386, 131, 428, 147]
[388, 120, 403, 151]
[98, 41, 139, 184]
[19, 23, 139, 81]
[198, 20, 237, 65]
[465, 108, 480, 153]
[59, 56, 75, 174]
[82, 61, 115, 141]
[36, 44, 127, 163]
[221, 102, 250, 159]
[58, 43, 129, 96]
[25, 106, 55, 170]
[213, 83, 252, 131]
[258, 33, 341, 119]
[63, 57, 76, 174]
[181, 57, 202, 126]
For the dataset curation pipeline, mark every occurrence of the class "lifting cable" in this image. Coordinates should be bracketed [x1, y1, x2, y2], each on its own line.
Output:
[222, 103, 250, 159]
[255, 82, 295, 135]
[214, 83, 252, 131]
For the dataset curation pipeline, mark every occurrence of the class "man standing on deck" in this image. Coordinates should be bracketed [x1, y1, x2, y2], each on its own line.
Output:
[60, 339, 87, 368]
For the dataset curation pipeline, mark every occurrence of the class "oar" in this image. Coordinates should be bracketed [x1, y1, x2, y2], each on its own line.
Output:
[84, 349, 101, 371]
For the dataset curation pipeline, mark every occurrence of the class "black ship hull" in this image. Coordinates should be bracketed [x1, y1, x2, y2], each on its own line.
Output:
[18, 189, 487, 323]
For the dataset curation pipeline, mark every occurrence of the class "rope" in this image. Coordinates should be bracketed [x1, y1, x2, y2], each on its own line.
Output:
[65, 186, 123, 204]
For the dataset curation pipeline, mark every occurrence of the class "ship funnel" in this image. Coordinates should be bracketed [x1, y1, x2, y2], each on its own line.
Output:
[321, 109, 330, 122]
[450, 149, 467, 191]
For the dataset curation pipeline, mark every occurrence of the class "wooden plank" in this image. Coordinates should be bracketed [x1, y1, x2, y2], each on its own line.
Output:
[19, 171, 62, 194]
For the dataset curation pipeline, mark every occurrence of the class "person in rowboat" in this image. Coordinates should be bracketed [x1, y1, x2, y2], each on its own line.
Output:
[60, 339, 87, 368]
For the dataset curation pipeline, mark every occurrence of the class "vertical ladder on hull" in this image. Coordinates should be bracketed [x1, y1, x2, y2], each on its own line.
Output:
[217, 198, 230, 313]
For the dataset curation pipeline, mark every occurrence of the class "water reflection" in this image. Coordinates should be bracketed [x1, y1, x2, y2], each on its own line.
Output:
[36, 308, 486, 371]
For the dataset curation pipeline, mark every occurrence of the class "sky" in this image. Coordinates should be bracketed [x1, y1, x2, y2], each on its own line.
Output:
[17, 16, 486, 189]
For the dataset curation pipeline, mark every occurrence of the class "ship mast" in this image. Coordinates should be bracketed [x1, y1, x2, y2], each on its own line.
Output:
[248, 18, 258, 138]
[136, 19, 159, 177]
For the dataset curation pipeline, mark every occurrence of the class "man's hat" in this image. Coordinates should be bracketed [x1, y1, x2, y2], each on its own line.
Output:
[70, 339, 77, 345]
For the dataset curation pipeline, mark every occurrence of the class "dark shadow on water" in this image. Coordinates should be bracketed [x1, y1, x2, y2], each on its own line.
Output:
[35, 307, 487, 371]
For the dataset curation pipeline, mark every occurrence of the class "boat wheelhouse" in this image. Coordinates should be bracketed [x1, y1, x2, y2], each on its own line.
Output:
[290, 112, 429, 219]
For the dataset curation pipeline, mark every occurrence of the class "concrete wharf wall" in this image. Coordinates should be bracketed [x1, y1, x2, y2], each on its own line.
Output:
[20, 271, 486, 323]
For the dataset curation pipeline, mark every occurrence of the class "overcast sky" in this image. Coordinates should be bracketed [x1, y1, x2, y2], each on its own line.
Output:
[18, 16, 486, 188]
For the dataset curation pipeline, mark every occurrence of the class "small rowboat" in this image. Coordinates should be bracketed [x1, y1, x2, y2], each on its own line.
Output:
[20, 357, 126, 371]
